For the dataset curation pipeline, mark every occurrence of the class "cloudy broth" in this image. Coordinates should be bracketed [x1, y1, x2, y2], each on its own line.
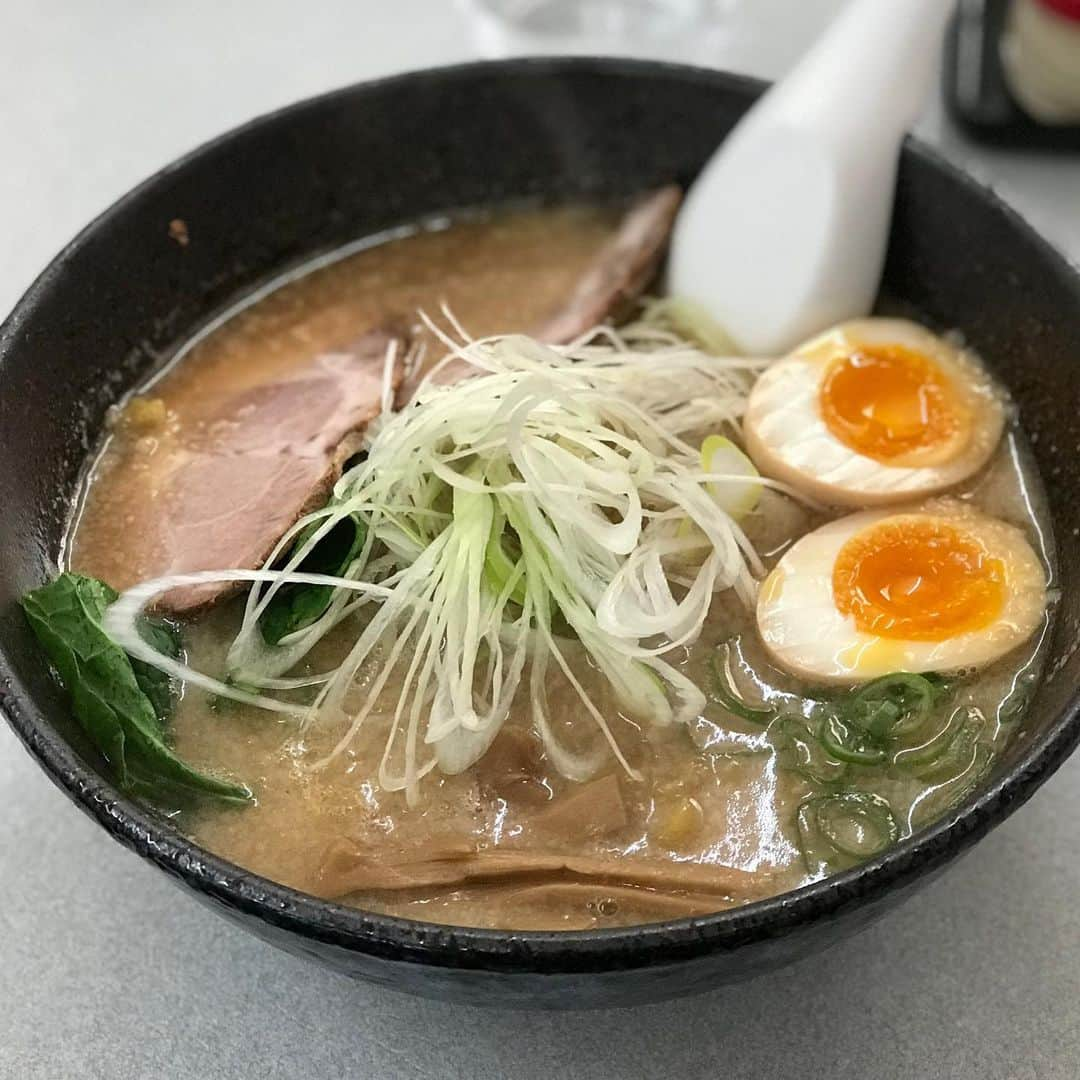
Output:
[66, 207, 1056, 931]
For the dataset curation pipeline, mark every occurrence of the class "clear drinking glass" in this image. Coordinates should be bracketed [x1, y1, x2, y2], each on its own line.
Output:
[457, 0, 845, 76]
[459, 0, 739, 65]
[477, 0, 711, 36]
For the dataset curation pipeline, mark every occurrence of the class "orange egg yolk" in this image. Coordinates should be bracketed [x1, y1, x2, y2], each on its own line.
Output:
[833, 517, 1006, 641]
[819, 345, 962, 462]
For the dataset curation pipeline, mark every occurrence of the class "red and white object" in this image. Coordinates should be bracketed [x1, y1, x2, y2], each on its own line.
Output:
[1002, 0, 1080, 123]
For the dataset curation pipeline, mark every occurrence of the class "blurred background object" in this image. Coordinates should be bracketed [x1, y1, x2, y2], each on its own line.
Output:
[463, 0, 715, 59]
[466, 0, 1080, 152]
[459, 0, 847, 72]
[1004, 0, 1080, 123]
[945, 0, 1080, 149]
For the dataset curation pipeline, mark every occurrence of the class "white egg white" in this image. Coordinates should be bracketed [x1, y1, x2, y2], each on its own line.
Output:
[743, 318, 1006, 507]
[756, 501, 1046, 684]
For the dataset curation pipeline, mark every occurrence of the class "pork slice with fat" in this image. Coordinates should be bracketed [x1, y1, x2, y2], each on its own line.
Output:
[532, 184, 683, 345]
[397, 185, 683, 403]
[152, 325, 406, 614]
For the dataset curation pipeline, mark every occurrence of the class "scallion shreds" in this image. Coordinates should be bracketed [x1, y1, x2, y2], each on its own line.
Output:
[105, 318, 776, 804]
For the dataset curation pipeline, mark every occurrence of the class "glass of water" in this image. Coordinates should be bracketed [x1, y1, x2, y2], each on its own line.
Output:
[457, 0, 843, 75]
[460, 0, 740, 64]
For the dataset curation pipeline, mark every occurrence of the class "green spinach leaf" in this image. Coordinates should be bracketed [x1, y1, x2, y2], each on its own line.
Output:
[21, 572, 250, 802]
[260, 514, 365, 645]
[131, 616, 182, 725]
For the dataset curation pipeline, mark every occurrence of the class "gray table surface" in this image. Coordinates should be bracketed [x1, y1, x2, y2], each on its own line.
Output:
[2, 3, 1079, 1077]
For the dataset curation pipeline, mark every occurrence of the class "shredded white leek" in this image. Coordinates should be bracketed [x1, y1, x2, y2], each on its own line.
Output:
[105, 315, 777, 804]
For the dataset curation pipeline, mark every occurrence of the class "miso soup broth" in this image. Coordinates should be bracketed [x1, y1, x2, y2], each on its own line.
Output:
[41, 199, 1054, 932]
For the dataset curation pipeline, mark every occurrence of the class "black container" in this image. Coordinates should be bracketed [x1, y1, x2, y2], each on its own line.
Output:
[944, 0, 1080, 151]
[1, 59, 1079, 1009]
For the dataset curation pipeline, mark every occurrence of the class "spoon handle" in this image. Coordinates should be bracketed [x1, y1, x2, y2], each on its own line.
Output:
[770, 0, 954, 140]
[668, 0, 954, 354]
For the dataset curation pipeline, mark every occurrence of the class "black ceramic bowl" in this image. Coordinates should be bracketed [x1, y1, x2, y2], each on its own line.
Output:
[2, 59, 1079, 1010]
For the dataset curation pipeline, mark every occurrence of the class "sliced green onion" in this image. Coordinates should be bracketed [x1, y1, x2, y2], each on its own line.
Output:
[997, 695, 1030, 725]
[641, 296, 737, 355]
[891, 706, 967, 771]
[483, 511, 527, 607]
[816, 712, 888, 766]
[845, 672, 946, 742]
[909, 730, 994, 829]
[904, 708, 986, 783]
[797, 791, 899, 873]
[851, 698, 904, 743]
[700, 434, 762, 520]
[770, 714, 850, 786]
[997, 671, 1035, 725]
[711, 681, 775, 726]
[709, 648, 775, 726]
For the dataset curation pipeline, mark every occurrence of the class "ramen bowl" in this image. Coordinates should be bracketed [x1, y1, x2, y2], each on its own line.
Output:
[1, 59, 1079, 1009]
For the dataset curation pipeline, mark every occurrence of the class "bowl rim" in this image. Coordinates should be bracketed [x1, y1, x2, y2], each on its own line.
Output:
[3, 55, 1080, 976]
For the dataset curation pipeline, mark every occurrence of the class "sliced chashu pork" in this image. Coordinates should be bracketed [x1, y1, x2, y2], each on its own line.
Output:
[398, 184, 683, 401]
[532, 183, 683, 344]
[147, 190, 680, 612]
[151, 325, 405, 614]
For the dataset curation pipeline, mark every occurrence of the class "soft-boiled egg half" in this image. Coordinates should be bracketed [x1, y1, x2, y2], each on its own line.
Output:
[744, 319, 1006, 507]
[756, 500, 1046, 684]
